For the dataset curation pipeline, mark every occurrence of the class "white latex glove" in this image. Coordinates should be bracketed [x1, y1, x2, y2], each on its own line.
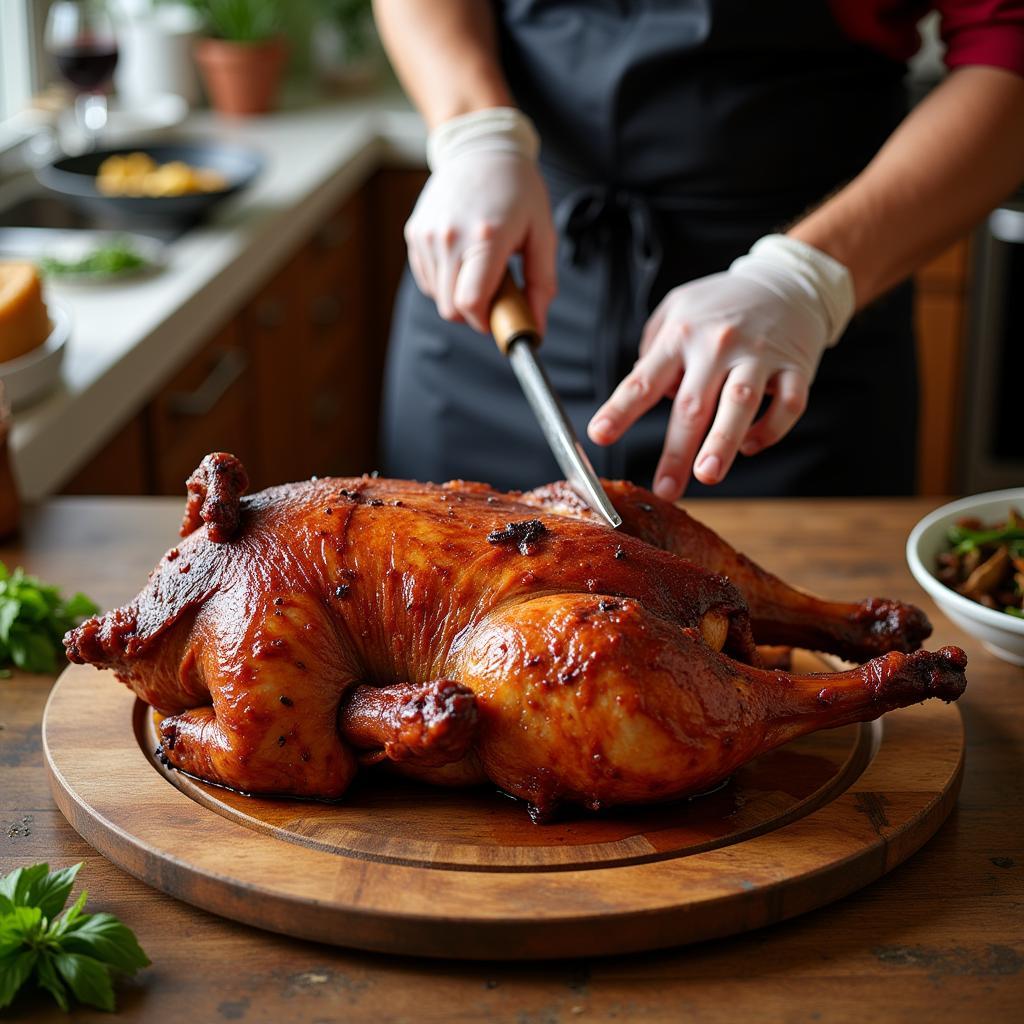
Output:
[406, 107, 558, 333]
[588, 234, 855, 500]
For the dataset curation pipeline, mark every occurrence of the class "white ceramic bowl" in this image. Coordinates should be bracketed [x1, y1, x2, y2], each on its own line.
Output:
[907, 489, 1024, 666]
[0, 303, 70, 410]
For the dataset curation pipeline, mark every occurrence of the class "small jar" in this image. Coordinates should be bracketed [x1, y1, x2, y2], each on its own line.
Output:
[0, 381, 21, 539]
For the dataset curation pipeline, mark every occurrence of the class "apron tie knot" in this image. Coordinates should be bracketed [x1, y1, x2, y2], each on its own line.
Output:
[554, 184, 663, 331]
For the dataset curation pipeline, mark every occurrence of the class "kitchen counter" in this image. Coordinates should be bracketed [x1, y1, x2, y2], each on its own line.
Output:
[2, 497, 1021, 1023]
[7, 93, 426, 501]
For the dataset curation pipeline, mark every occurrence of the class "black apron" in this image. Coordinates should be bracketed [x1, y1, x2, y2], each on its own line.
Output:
[381, 0, 918, 497]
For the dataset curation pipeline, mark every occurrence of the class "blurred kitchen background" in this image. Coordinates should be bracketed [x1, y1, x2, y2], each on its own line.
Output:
[0, 1, 1019, 509]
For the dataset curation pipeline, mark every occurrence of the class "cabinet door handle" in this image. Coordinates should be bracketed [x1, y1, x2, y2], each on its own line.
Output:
[168, 349, 248, 417]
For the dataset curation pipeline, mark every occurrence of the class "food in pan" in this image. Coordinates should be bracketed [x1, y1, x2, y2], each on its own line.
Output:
[96, 152, 228, 197]
[935, 510, 1024, 617]
[65, 453, 966, 822]
[0, 262, 51, 364]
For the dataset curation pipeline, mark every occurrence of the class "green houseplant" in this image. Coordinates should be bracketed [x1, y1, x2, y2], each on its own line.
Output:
[183, 0, 289, 115]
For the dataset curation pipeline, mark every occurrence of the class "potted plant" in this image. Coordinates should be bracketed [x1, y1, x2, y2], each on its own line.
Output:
[183, 0, 288, 116]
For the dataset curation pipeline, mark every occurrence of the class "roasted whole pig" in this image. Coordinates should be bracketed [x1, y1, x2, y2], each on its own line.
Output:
[65, 453, 966, 821]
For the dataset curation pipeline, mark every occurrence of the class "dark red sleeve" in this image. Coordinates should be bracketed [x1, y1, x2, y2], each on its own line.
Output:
[937, 0, 1024, 76]
[828, 1, 1024, 77]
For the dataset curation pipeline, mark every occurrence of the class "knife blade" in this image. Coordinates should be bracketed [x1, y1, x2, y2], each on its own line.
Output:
[490, 272, 622, 529]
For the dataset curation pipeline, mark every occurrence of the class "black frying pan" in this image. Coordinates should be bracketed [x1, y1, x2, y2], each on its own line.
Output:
[36, 141, 264, 227]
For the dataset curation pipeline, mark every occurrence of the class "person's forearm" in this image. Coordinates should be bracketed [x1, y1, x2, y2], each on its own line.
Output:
[373, 0, 513, 128]
[790, 66, 1024, 307]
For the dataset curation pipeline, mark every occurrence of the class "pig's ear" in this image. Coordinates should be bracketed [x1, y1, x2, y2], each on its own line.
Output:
[180, 452, 250, 543]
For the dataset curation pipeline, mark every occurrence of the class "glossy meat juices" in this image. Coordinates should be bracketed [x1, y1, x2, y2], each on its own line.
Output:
[65, 453, 966, 821]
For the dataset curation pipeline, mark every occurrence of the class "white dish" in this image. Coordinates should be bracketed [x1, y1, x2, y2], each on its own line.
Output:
[0, 303, 70, 410]
[907, 489, 1024, 666]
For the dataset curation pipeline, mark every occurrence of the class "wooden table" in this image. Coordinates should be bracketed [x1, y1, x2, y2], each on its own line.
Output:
[2, 498, 1021, 1023]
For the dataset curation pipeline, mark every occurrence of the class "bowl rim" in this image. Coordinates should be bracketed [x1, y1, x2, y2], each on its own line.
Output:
[0, 302, 70, 375]
[906, 488, 1024, 636]
[37, 141, 265, 200]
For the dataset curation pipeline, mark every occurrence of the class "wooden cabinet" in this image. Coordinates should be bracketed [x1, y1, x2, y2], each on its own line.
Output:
[148, 317, 255, 495]
[61, 182, 384, 498]
[914, 239, 970, 496]
[59, 414, 149, 495]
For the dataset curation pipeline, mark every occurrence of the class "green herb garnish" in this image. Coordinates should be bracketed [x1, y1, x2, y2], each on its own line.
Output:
[39, 240, 148, 279]
[947, 522, 1024, 556]
[0, 863, 149, 1013]
[0, 561, 97, 674]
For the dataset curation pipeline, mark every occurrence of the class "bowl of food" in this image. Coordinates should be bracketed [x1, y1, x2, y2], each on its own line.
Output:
[0, 261, 69, 410]
[907, 489, 1024, 665]
[36, 141, 263, 227]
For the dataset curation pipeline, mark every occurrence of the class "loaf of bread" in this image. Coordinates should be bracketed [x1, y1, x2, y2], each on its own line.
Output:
[0, 262, 51, 365]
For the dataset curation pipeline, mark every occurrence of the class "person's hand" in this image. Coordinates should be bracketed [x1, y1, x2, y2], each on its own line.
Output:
[406, 107, 557, 333]
[587, 235, 855, 500]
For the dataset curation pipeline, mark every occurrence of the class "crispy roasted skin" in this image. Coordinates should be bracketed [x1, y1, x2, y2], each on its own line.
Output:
[66, 453, 965, 820]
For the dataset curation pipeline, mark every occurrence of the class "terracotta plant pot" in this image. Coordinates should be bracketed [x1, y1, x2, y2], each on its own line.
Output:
[193, 35, 288, 116]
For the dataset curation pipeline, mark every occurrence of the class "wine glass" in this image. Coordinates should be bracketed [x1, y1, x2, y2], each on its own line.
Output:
[45, 0, 119, 151]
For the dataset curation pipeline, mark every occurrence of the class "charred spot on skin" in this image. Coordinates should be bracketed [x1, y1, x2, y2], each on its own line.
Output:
[277, 735, 287, 747]
[598, 599, 622, 613]
[367, 498, 384, 507]
[614, 545, 627, 560]
[295, 660, 306, 671]
[324, 507, 333, 515]
[154, 744, 172, 768]
[338, 488, 361, 503]
[301, 750, 311, 762]
[334, 584, 351, 599]
[273, 597, 283, 606]
[279, 695, 293, 707]
[487, 519, 548, 555]
[391, 499, 404, 507]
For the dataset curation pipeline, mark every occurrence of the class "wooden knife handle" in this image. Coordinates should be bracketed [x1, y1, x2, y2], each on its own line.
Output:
[490, 271, 540, 355]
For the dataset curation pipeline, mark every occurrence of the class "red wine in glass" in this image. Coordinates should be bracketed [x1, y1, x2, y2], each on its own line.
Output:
[53, 43, 119, 92]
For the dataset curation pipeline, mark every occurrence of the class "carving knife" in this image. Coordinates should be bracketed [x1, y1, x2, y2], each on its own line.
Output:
[489, 272, 622, 529]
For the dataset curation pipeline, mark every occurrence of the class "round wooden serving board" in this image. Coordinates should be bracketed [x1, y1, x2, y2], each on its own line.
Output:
[43, 655, 964, 960]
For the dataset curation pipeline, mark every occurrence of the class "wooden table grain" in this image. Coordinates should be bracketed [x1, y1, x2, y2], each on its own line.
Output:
[1, 498, 1021, 1023]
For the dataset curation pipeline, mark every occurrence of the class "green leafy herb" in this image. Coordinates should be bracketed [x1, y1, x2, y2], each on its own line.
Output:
[39, 239, 148, 279]
[0, 862, 149, 1013]
[947, 520, 1024, 556]
[0, 561, 98, 674]
[175, 0, 283, 42]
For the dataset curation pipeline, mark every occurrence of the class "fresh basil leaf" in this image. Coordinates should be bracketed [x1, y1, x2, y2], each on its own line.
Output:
[48, 889, 88, 940]
[0, 561, 98, 675]
[0, 906, 44, 943]
[0, 949, 37, 1011]
[0, 599, 19, 643]
[34, 950, 70, 1011]
[0, 863, 49, 907]
[0, 912, 33, 957]
[53, 952, 116, 1012]
[28, 862, 81, 922]
[60, 913, 150, 973]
